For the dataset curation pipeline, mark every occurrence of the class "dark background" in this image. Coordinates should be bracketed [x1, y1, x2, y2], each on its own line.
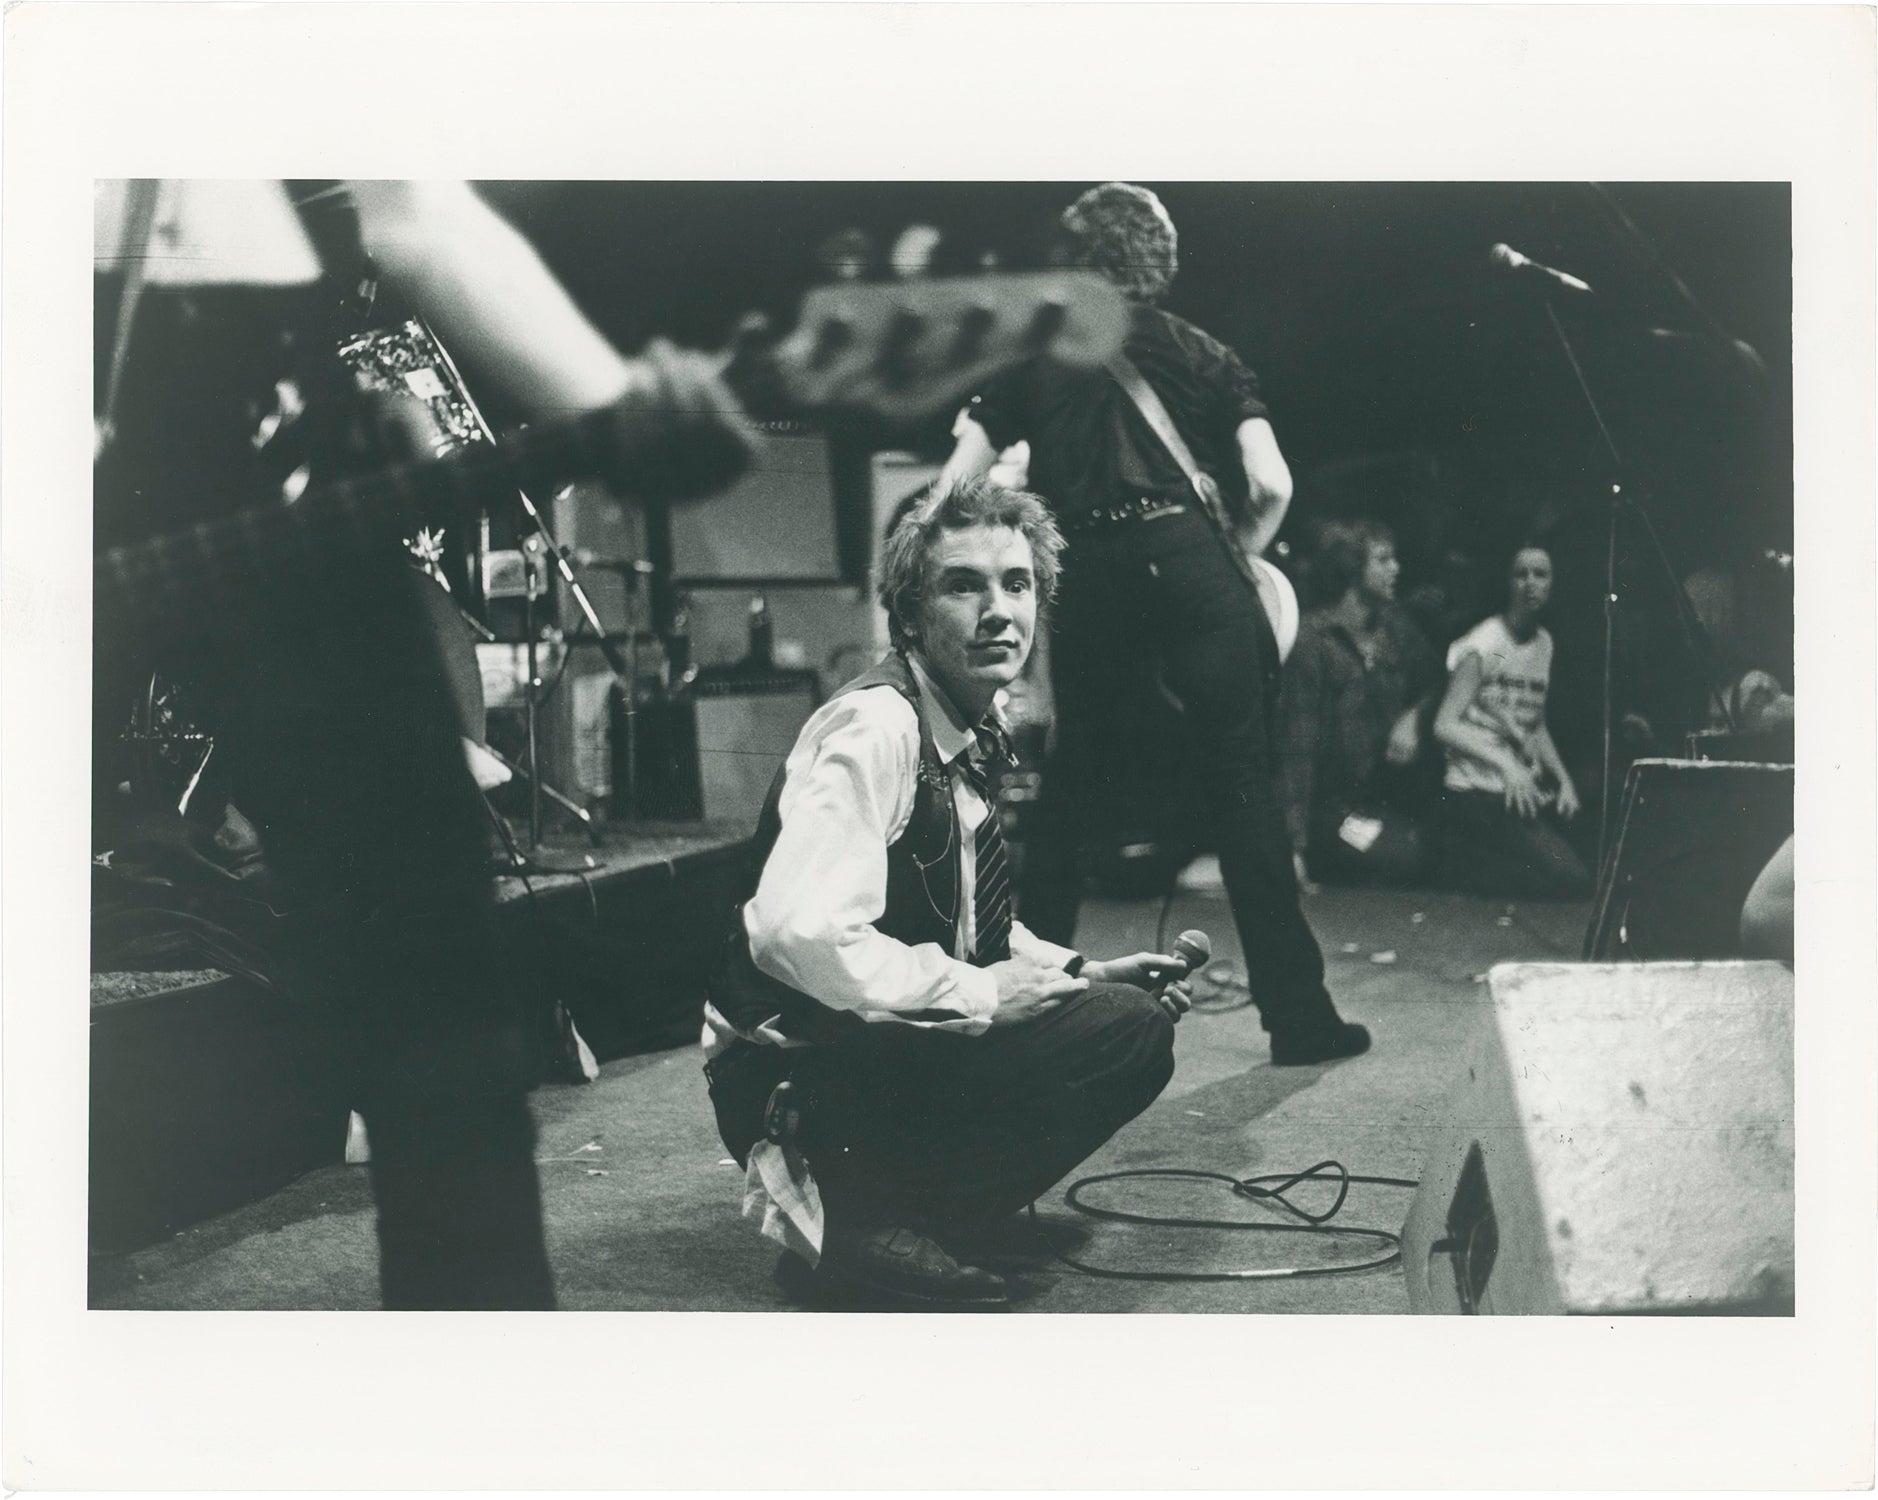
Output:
[479, 180, 1792, 758]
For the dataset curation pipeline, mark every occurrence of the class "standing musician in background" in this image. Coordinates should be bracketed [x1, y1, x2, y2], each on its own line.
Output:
[703, 478, 1192, 1310]
[93, 179, 753, 1307]
[939, 182, 1369, 1067]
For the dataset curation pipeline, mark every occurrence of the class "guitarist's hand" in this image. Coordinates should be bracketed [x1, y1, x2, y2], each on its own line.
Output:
[353, 388, 457, 467]
[601, 338, 757, 502]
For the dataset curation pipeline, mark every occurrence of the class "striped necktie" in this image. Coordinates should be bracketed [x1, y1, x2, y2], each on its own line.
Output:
[961, 729, 1012, 965]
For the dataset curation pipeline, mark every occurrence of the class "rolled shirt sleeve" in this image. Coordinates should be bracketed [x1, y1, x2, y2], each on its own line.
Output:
[1209, 338, 1270, 429]
[743, 689, 1000, 1029]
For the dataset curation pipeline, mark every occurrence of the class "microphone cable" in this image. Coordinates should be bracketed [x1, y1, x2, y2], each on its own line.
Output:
[1027, 1161, 1421, 1282]
[1019, 890, 1419, 1282]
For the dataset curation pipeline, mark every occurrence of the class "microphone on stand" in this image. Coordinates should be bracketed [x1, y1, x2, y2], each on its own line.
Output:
[1489, 242, 1594, 296]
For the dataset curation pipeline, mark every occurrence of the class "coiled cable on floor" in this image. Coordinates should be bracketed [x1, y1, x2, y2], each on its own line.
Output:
[1028, 1161, 1420, 1281]
[1063, 891, 1416, 1280]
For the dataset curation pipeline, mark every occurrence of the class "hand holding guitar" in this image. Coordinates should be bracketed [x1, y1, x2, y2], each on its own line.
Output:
[600, 336, 759, 503]
[99, 272, 1129, 633]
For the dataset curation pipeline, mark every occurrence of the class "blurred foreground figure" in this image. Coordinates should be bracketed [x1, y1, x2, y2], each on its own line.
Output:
[1739, 834, 1795, 962]
[93, 179, 751, 1307]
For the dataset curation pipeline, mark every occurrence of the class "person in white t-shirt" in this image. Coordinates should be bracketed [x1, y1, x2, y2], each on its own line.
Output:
[1432, 545, 1591, 899]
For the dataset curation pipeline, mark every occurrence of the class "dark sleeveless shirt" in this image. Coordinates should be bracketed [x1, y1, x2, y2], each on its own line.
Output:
[706, 651, 964, 1046]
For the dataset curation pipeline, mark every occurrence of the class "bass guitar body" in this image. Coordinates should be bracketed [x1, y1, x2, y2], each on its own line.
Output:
[1250, 553, 1300, 665]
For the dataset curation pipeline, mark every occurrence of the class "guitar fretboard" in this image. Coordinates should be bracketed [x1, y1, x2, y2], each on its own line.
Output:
[98, 404, 619, 631]
[97, 269, 1130, 633]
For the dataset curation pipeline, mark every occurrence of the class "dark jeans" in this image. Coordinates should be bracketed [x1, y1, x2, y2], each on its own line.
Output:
[109, 553, 555, 1309]
[1022, 509, 1344, 1040]
[707, 985, 1175, 1234]
[1440, 787, 1593, 901]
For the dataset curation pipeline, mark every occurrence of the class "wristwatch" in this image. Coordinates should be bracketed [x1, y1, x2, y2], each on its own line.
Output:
[1063, 953, 1087, 979]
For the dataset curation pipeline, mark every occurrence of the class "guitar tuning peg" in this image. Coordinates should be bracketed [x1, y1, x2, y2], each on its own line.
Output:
[727, 311, 772, 355]
[875, 309, 927, 387]
[809, 314, 856, 370]
[950, 304, 995, 364]
[1023, 299, 1068, 353]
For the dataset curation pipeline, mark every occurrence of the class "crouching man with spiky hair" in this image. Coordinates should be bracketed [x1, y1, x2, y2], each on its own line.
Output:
[703, 477, 1191, 1310]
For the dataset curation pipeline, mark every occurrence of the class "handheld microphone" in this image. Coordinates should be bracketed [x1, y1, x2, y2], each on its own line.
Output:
[1171, 929, 1212, 977]
[1489, 242, 1594, 296]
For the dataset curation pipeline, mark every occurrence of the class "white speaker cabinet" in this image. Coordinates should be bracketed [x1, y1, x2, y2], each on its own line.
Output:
[1402, 960, 1794, 1315]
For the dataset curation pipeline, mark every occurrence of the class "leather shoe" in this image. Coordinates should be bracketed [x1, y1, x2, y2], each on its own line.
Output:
[1270, 1020, 1372, 1067]
[935, 1211, 1053, 1267]
[779, 1225, 1010, 1310]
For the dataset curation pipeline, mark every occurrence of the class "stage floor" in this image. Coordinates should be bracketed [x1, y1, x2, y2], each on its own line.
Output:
[89, 880, 1589, 1314]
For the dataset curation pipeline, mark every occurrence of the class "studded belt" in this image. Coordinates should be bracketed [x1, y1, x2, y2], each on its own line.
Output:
[1057, 496, 1189, 534]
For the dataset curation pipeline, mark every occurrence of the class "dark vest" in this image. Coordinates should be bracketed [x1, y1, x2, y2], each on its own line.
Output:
[707, 651, 965, 1045]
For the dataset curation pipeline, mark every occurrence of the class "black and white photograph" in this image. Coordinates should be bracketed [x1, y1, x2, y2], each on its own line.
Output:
[81, 173, 1800, 1314]
[4, 4, 1873, 1492]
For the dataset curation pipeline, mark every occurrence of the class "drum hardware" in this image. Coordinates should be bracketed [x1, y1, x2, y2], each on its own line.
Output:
[423, 560, 599, 859]
[408, 326, 636, 853]
[345, 318, 633, 856]
[401, 312, 635, 848]
[479, 778, 531, 872]
[478, 740, 597, 834]
[505, 539, 606, 856]
[520, 538, 547, 849]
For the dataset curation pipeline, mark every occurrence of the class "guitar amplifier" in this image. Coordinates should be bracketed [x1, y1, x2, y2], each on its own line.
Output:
[693, 669, 821, 826]
[1584, 758, 1793, 961]
[1687, 726, 1795, 765]
[614, 668, 820, 828]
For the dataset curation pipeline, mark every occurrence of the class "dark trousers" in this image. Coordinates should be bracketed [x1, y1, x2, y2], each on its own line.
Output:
[1021, 510, 1343, 1040]
[708, 985, 1174, 1234]
[112, 554, 555, 1309]
[1440, 787, 1593, 901]
[1304, 788, 1433, 887]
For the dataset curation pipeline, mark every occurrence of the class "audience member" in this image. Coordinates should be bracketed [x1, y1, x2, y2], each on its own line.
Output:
[1683, 565, 1796, 736]
[1279, 521, 1440, 885]
[1433, 544, 1592, 899]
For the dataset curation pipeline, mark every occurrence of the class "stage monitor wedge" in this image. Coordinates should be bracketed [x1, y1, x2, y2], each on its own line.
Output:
[1401, 960, 1794, 1316]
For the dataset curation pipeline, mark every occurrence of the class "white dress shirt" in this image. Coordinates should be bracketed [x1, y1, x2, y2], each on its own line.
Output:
[702, 653, 1075, 1055]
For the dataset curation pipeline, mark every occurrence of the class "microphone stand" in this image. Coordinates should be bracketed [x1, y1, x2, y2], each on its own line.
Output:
[419, 322, 629, 850]
[1536, 298, 1740, 876]
[522, 542, 544, 850]
[1583, 184, 1774, 394]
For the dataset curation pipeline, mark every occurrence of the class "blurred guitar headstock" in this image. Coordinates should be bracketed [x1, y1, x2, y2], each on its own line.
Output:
[731, 270, 1130, 425]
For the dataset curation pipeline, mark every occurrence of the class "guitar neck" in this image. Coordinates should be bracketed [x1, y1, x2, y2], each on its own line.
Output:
[99, 271, 1132, 630]
[98, 404, 620, 629]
